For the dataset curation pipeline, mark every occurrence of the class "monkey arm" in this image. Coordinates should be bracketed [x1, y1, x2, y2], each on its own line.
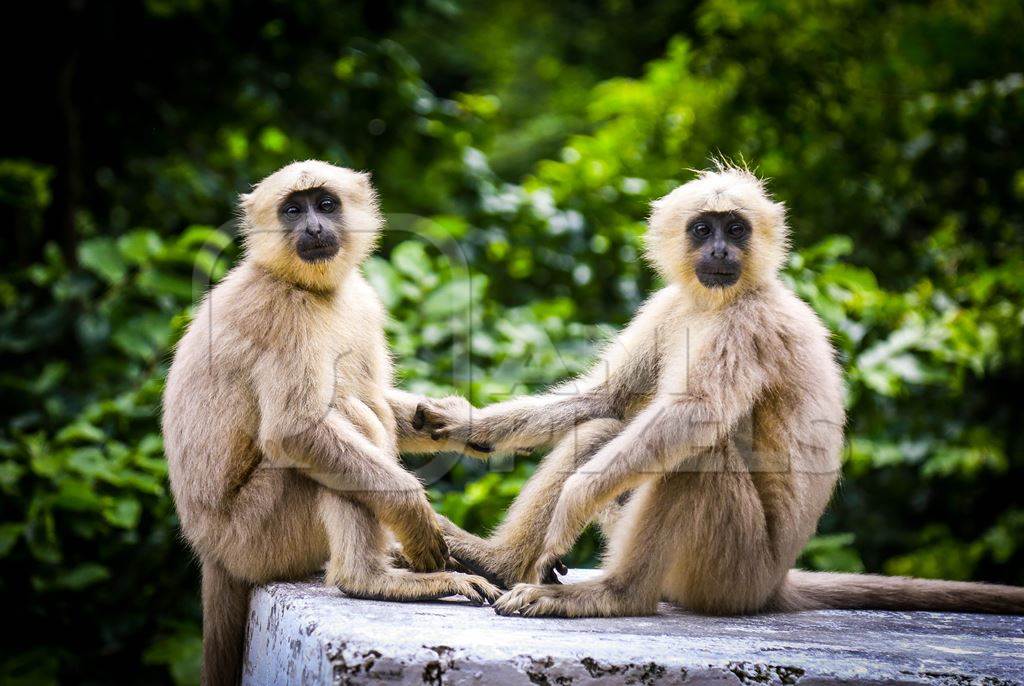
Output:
[260, 409, 420, 493]
[257, 401, 449, 571]
[416, 321, 660, 453]
[385, 388, 494, 458]
[537, 325, 776, 565]
[249, 348, 426, 499]
[423, 392, 612, 454]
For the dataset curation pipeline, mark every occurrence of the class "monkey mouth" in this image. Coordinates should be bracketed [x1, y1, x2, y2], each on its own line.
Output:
[297, 243, 341, 263]
[696, 265, 740, 288]
[296, 236, 341, 263]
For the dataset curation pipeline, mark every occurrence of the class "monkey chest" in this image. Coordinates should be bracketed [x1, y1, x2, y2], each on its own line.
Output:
[657, 316, 715, 393]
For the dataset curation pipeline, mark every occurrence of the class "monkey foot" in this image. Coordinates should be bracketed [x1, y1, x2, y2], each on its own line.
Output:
[444, 573, 504, 606]
[492, 580, 632, 618]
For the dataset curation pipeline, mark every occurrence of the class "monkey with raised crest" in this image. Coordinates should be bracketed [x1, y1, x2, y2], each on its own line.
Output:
[417, 163, 1024, 618]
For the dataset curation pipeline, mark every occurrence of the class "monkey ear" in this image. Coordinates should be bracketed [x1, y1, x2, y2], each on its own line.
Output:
[767, 199, 788, 229]
[349, 171, 377, 206]
[354, 170, 373, 189]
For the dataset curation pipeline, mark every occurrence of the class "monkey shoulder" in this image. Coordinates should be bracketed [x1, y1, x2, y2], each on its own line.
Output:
[737, 284, 843, 399]
[731, 284, 827, 346]
[640, 283, 688, 317]
[626, 284, 697, 340]
[339, 272, 386, 325]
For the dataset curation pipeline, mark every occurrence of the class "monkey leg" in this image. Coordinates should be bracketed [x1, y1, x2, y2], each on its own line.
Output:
[492, 478, 674, 618]
[318, 489, 502, 604]
[199, 470, 332, 584]
[194, 472, 331, 686]
[659, 463, 791, 615]
[443, 418, 624, 588]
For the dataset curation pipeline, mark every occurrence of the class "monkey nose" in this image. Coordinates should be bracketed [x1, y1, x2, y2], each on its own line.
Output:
[305, 224, 323, 236]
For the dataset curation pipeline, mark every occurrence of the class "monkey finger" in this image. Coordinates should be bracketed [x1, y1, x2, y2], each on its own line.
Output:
[411, 556, 445, 573]
[430, 427, 450, 441]
[493, 600, 515, 616]
[555, 559, 568, 575]
[445, 552, 508, 589]
[533, 553, 563, 585]
[520, 601, 543, 618]
[459, 585, 485, 606]
[446, 556, 470, 574]
[469, 577, 503, 604]
[412, 405, 427, 430]
[388, 549, 413, 570]
[540, 569, 562, 585]
[466, 441, 494, 454]
[434, 538, 451, 569]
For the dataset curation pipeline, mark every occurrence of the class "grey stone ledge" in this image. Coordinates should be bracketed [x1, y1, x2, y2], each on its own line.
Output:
[243, 570, 1024, 686]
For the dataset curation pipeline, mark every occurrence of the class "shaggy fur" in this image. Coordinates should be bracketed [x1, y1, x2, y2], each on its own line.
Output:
[162, 161, 500, 685]
[418, 163, 1024, 618]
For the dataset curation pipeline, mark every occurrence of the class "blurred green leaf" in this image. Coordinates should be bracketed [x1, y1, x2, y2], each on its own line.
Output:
[0, 523, 24, 557]
[144, 629, 202, 686]
[78, 238, 129, 284]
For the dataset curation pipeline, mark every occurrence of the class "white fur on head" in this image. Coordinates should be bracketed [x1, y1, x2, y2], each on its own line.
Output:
[239, 160, 383, 291]
[645, 161, 788, 301]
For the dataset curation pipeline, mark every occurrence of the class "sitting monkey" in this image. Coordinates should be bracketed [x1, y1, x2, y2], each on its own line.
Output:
[416, 163, 1024, 618]
[162, 161, 500, 685]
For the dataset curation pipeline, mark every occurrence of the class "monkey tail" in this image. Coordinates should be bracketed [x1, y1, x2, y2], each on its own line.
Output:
[201, 557, 252, 686]
[776, 570, 1024, 614]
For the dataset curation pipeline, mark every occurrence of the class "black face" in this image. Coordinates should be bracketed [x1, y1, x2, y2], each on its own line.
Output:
[687, 211, 751, 288]
[279, 188, 343, 263]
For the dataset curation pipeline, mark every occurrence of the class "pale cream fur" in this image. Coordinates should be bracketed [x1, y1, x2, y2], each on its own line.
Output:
[162, 161, 499, 685]
[419, 162, 1024, 618]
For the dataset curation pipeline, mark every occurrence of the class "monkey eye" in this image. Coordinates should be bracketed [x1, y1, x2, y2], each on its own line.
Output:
[690, 222, 712, 238]
[283, 204, 301, 218]
[727, 222, 748, 238]
[318, 197, 337, 213]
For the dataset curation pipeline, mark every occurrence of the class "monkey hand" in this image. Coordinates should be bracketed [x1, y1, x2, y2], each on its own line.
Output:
[531, 552, 569, 585]
[413, 397, 495, 456]
[399, 519, 450, 573]
[390, 491, 450, 572]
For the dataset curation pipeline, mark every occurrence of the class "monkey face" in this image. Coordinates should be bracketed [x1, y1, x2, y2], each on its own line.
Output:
[646, 166, 788, 299]
[687, 211, 750, 288]
[278, 188, 344, 263]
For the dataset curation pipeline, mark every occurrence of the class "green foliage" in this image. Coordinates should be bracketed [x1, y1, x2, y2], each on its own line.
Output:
[2, 0, 1023, 683]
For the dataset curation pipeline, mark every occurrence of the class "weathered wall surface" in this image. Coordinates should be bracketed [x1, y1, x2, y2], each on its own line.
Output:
[243, 571, 1024, 686]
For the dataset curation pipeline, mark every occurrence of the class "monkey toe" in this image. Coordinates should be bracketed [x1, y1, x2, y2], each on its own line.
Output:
[446, 573, 501, 606]
[493, 583, 547, 616]
[412, 405, 427, 430]
[468, 575, 503, 604]
[459, 583, 485, 606]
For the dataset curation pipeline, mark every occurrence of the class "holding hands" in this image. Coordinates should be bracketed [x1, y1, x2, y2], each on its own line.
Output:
[413, 396, 496, 457]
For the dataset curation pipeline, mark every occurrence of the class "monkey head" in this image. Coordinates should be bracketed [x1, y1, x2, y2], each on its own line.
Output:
[239, 160, 382, 291]
[646, 162, 788, 300]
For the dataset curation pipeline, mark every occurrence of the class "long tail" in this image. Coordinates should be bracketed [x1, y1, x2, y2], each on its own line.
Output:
[201, 558, 252, 686]
[776, 570, 1024, 614]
